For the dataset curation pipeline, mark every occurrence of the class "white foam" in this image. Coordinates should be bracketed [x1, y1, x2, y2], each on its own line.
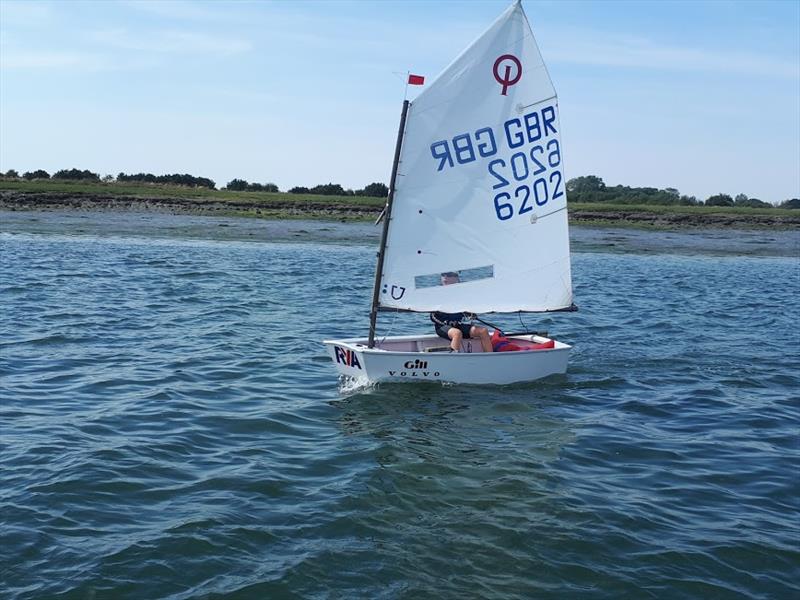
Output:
[337, 375, 375, 396]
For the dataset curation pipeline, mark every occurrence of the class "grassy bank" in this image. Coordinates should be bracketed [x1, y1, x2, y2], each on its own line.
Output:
[568, 202, 788, 217]
[1, 179, 797, 228]
[0, 179, 385, 208]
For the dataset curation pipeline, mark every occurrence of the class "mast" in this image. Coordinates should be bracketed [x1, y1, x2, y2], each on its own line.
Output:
[368, 99, 410, 348]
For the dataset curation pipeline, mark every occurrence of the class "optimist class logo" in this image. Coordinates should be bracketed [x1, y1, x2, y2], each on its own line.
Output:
[493, 54, 522, 96]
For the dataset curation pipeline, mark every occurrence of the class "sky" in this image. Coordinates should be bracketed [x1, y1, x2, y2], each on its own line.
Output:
[1, 0, 798, 202]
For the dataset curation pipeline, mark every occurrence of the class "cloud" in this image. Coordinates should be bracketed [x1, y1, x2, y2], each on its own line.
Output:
[118, 0, 233, 22]
[89, 28, 252, 56]
[0, 1, 53, 26]
[545, 30, 799, 79]
[0, 51, 108, 70]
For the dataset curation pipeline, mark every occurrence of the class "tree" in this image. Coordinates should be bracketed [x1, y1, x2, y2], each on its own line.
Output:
[226, 178, 249, 191]
[705, 193, 734, 207]
[117, 171, 215, 188]
[359, 182, 389, 197]
[566, 175, 605, 194]
[289, 186, 310, 194]
[244, 182, 279, 192]
[52, 168, 99, 181]
[4, 169, 19, 178]
[309, 183, 346, 195]
[779, 198, 800, 209]
[565, 175, 607, 202]
[736, 197, 772, 208]
[23, 169, 51, 180]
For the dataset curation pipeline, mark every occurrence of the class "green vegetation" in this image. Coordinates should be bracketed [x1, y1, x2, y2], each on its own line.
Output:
[2, 179, 796, 219]
[23, 169, 50, 180]
[117, 171, 214, 188]
[566, 175, 797, 209]
[567, 175, 698, 205]
[1, 169, 798, 230]
[225, 179, 279, 192]
[53, 168, 101, 181]
[567, 202, 795, 216]
[0, 178, 385, 208]
[3, 167, 390, 199]
[285, 182, 388, 197]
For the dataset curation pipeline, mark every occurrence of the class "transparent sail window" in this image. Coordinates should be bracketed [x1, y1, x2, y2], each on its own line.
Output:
[414, 265, 494, 289]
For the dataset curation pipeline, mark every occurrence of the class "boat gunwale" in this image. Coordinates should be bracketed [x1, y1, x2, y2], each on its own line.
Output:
[323, 336, 571, 356]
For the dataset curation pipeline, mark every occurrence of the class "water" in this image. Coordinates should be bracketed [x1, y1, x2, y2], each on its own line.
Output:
[1, 211, 798, 599]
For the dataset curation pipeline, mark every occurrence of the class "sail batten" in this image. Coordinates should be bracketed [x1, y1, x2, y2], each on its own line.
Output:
[377, 1, 572, 314]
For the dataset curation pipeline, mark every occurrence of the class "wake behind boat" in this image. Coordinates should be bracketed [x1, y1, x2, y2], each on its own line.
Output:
[325, 0, 576, 385]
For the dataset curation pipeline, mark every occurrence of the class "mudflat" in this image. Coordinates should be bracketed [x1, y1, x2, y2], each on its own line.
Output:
[2, 189, 799, 229]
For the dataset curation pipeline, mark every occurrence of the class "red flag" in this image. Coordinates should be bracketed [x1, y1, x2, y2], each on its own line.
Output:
[408, 74, 425, 85]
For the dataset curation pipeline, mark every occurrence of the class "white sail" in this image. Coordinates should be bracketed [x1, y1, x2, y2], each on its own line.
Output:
[378, 0, 572, 314]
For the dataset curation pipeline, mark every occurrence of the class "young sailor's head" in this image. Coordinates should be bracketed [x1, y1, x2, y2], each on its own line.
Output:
[441, 271, 460, 285]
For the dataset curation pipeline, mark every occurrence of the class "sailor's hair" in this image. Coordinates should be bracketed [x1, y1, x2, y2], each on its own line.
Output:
[441, 271, 459, 278]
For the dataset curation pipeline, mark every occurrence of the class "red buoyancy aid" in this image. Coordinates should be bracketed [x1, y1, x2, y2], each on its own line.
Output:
[491, 330, 555, 352]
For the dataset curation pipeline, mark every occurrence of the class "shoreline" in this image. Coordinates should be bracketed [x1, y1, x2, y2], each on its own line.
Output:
[2, 190, 799, 230]
[3, 208, 797, 258]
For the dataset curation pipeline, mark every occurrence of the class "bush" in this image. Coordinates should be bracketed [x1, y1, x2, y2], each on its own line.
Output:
[736, 197, 772, 208]
[358, 182, 389, 197]
[705, 193, 734, 207]
[564, 176, 691, 205]
[779, 198, 800, 209]
[226, 178, 249, 191]
[23, 169, 50, 180]
[117, 172, 215, 189]
[309, 183, 346, 196]
[244, 182, 279, 192]
[53, 168, 99, 181]
[567, 175, 606, 195]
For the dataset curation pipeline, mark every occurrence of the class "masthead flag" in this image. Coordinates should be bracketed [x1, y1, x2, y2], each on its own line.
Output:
[408, 74, 425, 85]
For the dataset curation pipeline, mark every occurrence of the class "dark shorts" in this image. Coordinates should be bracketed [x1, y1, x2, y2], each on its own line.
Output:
[435, 322, 472, 340]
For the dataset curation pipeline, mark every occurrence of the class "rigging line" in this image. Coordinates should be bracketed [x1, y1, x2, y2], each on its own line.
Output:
[534, 204, 568, 221]
[474, 316, 504, 332]
[516, 94, 558, 111]
[379, 310, 399, 346]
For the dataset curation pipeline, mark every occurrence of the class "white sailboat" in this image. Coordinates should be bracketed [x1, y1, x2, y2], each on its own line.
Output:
[324, 0, 576, 385]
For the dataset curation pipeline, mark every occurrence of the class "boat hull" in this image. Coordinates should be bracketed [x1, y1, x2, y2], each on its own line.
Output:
[323, 334, 570, 385]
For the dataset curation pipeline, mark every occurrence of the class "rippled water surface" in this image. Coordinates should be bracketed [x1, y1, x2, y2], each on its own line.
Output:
[2, 211, 799, 599]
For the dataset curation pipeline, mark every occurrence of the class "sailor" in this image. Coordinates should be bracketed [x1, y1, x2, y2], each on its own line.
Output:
[430, 272, 493, 353]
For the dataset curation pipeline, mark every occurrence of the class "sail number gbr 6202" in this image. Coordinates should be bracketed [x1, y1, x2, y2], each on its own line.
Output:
[429, 104, 564, 222]
[488, 140, 562, 221]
